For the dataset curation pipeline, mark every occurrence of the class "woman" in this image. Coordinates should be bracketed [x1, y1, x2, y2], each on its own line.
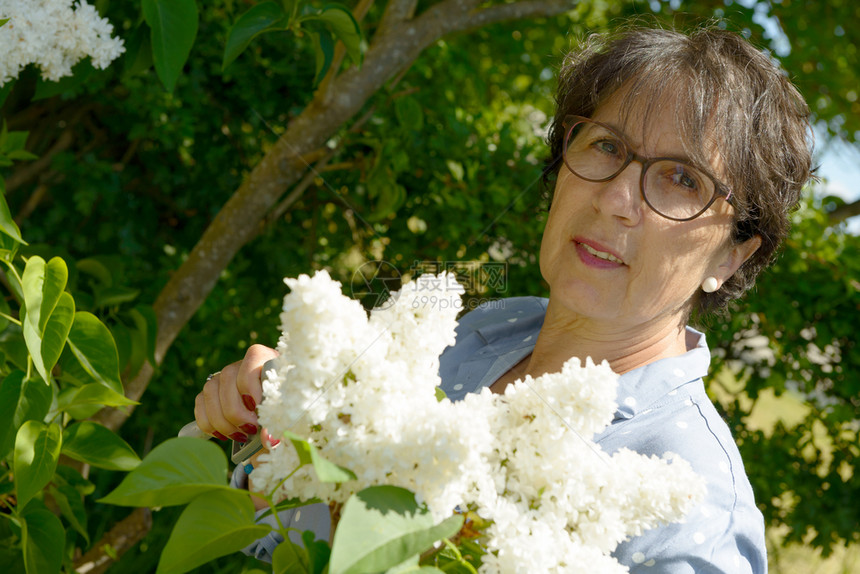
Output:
[194, 26, 812, 572]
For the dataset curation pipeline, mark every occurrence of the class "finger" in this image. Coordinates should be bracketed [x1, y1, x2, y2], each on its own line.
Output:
[196, 378, 231, 441]
[202, 373, 250, 441]
[260, 425, 280, 450]
[235, 344, 279, 414]
[193, 393, 212, 434]
[216, 362, 260, 439]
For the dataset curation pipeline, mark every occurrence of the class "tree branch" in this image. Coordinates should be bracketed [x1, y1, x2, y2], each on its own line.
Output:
[4, 128, 74, 193]
[378, 0, 419, 34]
[95, 0, 580, 431]
[458, 0, 575, 31]
[317, 0, 376, 104]
[829, 198, 860, 223]
[73, 508, 152, 574]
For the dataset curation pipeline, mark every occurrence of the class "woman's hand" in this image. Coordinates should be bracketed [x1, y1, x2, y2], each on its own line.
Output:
[194, 344, 279, 444]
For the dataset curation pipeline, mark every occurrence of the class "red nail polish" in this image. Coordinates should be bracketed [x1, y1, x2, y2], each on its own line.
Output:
[230, 432, 248, 443]
[240, 423, 258, 435]
[241, 394, 257, 412]
[263, 430, 279, 447]
[212, 431, 229, 441]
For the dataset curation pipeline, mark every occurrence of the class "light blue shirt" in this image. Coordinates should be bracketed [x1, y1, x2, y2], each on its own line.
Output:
[236, 297, 767, 573]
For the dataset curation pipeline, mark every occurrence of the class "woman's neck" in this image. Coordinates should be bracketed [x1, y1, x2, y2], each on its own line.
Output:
[524, 299, 690, 377]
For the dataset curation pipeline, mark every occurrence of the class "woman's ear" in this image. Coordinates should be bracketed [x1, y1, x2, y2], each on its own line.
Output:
[717, 235, 762, 282]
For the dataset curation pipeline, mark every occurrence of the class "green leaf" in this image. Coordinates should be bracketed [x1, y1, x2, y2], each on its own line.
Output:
[14, 420, 62, 510]
[0, 279, 10, 331]
[62, 421, 141, 471]
[282, 429, 313, 466]
[314, 5, 362, 65]
[0, 546, 24, 573]
[24, 291, 75, 384]
[367, 161, 406, 221]
[57, 382, 137, 419]
[222, 1, 289, 71]
[6, 149, 38, 160]
[0, 18, 8, 27]
[329, 486, 464, 574]
[0, 186, 25, 245]
[129, 305, 158, 367]
[157, 489, 271, 574]
[0, 80, 13, 109]
[96, 286, 140, 308]
[0, 371, 26, 460]
[273, 538, 310, 574]
[302, 529, 330, 574]
[112, 321, 133, 374]
[395, 97, 424, 131]
[308, 29, 334, 86]
[15, 374, 53, 425]
[0, 326, 28, 372]
[22, 256, 68, 335]
[123, 24, 154, 77]
[142, 0, 199, 92]
[125, 320, 148, 380]
[434, 387, 447, 402]
[42, 291, 74, 372]
[76, 257, 113, 288]
[0, 219, 21, 262]
[66, 311, 123, 393]
[49, 484, 89, 544]
[21, 506, 65, 574]
[282, 429, 356, 483]
[0, 372, 52, 461]
[54, 465, 95, 496]
[22, 307, 47, 383]
[99, 437, 231, 507]
[1, 129, 28, 153]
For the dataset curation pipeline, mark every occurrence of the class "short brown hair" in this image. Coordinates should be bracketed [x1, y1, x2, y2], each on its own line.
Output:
[542, 26, 813, 315]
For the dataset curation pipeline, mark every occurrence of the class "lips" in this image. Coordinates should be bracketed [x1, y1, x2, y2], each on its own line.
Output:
[573, 237, 626, 266]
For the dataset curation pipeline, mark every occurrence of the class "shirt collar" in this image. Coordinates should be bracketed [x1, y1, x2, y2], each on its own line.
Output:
[464, 299, 712, 419]
[612, 328, 711, 420]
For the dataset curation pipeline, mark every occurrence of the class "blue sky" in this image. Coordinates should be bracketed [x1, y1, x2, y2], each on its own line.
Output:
[815, 130, 860, 233]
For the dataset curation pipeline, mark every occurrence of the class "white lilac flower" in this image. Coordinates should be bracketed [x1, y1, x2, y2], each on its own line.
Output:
[0, 0, 125, 86]
[252, 270, 706, 573]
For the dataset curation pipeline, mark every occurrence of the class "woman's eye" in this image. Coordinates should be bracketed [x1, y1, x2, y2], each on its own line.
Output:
[667, 167, 704, 193]
[593, 139, 621, 155]
[675, 172, 697, 189]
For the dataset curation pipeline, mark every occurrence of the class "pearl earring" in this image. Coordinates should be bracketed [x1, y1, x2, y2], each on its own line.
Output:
[701, 277, 719, 293]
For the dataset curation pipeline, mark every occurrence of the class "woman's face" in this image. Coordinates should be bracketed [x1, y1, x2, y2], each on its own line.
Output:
[539, 91, 756, 329]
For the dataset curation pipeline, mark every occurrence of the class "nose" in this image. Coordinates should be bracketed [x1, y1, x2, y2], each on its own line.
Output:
[591, 160, 643, 225]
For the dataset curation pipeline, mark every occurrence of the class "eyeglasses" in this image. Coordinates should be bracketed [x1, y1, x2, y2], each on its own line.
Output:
[562, 116, 732, 221]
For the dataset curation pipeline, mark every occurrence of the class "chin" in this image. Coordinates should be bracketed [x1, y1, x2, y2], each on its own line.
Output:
[549, 281, 617, 321]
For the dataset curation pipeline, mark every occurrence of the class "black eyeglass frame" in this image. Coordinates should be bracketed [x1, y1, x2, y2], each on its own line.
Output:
[561, 115, 733, 222]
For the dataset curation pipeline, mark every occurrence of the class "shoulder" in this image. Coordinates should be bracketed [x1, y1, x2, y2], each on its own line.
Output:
[602, 382, 766, 573]
[455, 296, 548, 334]
[441, 296, 546, 364]
[437, 296, 546, 394]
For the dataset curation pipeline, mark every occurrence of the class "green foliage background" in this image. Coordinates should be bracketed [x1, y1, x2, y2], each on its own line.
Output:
[0, 0, 858, 572]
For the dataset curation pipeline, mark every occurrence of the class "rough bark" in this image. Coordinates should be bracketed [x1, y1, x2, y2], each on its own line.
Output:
[73, 508, 152, 574]
[95, 0, 577, 433]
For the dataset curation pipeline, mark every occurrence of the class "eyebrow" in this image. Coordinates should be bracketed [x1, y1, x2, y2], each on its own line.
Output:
[600, 120, 717, 177]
